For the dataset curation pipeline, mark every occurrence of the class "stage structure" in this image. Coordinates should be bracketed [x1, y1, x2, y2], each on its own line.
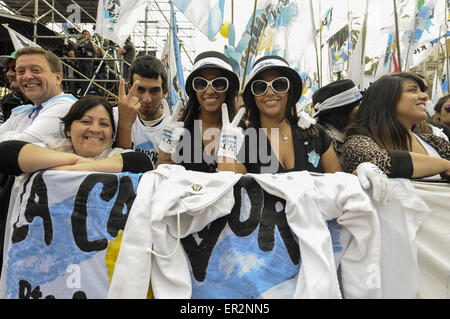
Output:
[0, 0, 198, 98]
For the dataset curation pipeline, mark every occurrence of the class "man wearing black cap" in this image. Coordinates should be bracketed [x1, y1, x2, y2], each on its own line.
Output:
[0, 51, 32, 123]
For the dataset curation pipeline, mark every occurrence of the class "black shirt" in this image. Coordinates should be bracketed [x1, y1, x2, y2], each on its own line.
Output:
[0, 91, 32, 122]
[242, 123, 332, 174]
[175, 124, 218, 173]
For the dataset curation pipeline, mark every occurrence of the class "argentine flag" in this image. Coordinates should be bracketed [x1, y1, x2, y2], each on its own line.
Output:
[172, 0, 225, 41]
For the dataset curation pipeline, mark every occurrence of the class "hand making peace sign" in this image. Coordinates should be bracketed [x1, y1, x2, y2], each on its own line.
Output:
[217, 103, 246, 161]
[158, 100, 185, 154]
[118, 78, 141, 128]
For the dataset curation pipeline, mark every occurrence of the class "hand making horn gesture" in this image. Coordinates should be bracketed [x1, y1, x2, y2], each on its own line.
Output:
[217, 103, 246, 161]
[158, 100, 185, 154]
[118, 78, 141, 128]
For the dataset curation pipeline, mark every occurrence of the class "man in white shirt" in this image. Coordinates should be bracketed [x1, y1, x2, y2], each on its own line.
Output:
[0, 46, 77, 143]
[115, 55, 168, 167]
[0, 47, 77, 275]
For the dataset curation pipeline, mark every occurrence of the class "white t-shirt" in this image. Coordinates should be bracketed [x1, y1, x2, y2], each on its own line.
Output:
[0, 93, 77, 143]
[414, 133, 442, 181]
[130, 114, 165, 167]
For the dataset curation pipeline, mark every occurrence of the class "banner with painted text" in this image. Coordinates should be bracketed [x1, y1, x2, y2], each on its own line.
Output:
[0, 171, 142, 299]
[0, 170, 447, 298]
[0, 170, 350, 299]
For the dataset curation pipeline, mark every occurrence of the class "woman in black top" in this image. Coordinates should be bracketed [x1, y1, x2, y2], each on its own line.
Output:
[235, 55, 342, 174]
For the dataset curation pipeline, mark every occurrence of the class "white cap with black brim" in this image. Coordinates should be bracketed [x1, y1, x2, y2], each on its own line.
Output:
[185, 51, 239, 97]
[243, 56, 303, 107]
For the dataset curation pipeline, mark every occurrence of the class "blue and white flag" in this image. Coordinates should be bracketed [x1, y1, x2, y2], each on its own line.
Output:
[402, 0, 445, 69]
[172, 0, 225, 41]
[95, 0, 148, 46]
[431, 69, 442, 106]
[170, 2, 187, 105]
[2, 24, 41, 50]
[161, 31, 178, 107]
[161, 4, 187, 108]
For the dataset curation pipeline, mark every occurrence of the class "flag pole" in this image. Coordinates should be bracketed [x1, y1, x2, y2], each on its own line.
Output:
[444, 0, 449, 92]
[403, 0, 418, 71]
[231, 0, 234, 25]
[241, 0, 258, 91]
[360, 0, 369, 89]
[319, 0, 322, 86]
[309, 0, 321, 88]
[346, 0, 351, 73]
[154, 0, 194, 65]
[392, 0, 402, 72]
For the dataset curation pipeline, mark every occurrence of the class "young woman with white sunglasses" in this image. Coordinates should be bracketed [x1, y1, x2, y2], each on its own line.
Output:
[235, 55, 343, 174]
[156, 51, 242, 172]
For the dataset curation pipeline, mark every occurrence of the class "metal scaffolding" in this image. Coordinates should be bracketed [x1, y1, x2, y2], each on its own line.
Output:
[0, 0, 198, 98]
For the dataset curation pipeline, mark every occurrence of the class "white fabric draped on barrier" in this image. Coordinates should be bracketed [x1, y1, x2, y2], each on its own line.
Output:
[0, 167, 447, 299]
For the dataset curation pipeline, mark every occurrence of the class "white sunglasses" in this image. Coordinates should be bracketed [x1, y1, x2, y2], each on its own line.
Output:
[192, 76, 229, 93]
[251, 76, 290, 96]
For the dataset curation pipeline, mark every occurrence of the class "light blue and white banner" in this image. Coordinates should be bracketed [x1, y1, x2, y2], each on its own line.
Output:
[95, 0, 148, 46]
[1, 170, 446, 299]
[172, 0, 225, 41]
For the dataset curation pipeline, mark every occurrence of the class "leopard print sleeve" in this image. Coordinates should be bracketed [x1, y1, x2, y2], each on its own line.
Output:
[343, 134, 414, 178]
[342, 135, 393, 174]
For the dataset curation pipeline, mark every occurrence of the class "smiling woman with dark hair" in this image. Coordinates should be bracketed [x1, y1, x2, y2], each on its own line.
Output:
[156, 51, 241, 173]
[237, 55, 342, 174]
[0, 95, 153, 175]
[343, 72, 450, 180]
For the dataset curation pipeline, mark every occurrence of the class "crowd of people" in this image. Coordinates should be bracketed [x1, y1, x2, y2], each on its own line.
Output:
[0, 42, 449, 291]
[60, 30, 136, 97]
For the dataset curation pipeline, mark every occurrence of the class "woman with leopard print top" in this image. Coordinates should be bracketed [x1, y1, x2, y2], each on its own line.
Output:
[343, 72, 450, 180]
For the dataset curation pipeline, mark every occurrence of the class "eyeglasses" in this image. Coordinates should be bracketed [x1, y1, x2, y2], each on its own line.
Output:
[251, 76, 290, 96]
[192, 76, 229, 93]
[444, 104, 450, 113]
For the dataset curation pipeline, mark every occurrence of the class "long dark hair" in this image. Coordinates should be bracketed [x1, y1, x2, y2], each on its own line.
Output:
[246, 76, 299, 128]
[345, 72, 425, 150]
[61, 95, 116, 137]
[180, 68, 237, 130]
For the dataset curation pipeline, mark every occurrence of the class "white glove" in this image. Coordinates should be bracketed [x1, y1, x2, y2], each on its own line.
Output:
[217, 104, 245, 161]
[297, 111, 316, 129]
[357, 162, 391, 204]
[158, 100, 185, 154]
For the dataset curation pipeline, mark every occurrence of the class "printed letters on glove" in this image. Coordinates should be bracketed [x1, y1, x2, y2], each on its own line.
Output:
[158, 100, 185, 154]
[217, 104, 245, 161]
